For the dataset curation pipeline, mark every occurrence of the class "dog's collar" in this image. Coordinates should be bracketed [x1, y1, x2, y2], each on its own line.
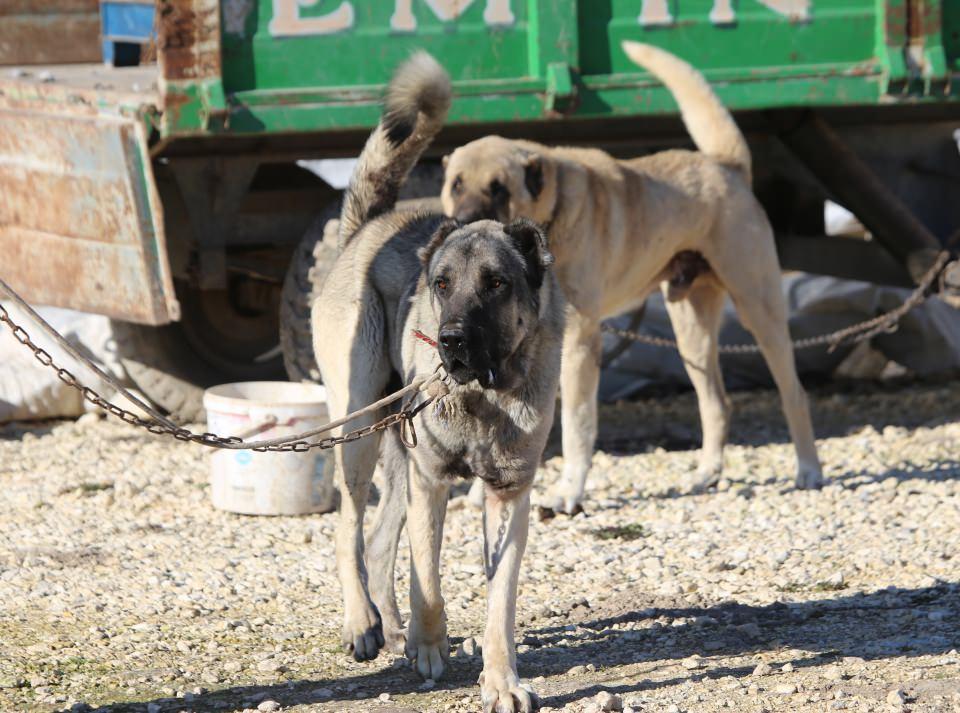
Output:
[412, 329, 438, 348]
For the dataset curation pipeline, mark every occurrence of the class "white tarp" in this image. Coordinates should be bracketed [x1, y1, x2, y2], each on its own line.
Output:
[600, 273, 960, 401]
[0, 303, 124, 422]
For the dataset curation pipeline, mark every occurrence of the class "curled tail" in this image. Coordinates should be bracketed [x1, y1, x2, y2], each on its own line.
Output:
[339, 52, 452, 247]
[621, 41, 752, 183]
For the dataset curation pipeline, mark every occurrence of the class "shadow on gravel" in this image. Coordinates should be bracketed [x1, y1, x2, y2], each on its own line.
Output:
[627, 457, 960, 503]
[528, 582, 960, 708]
[93, 584, 958, 713]
[0, 418, 57, 440]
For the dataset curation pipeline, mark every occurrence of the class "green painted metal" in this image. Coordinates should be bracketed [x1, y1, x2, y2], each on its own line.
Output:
[157, 0, 959, 139]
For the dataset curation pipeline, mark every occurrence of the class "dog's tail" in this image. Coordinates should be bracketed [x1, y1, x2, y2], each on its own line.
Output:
[621, 41, 751, 183]
[338, 52, 452, 247]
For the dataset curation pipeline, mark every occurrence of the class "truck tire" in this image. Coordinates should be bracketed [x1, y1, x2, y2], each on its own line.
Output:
[281, 165, 444, 383]
[280, 206, 341, 383]
[112, 280, 285, 422]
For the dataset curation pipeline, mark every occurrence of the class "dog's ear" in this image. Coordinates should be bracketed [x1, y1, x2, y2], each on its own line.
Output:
[442, 154, 450, 170]
[524, 155, 544, 199]
[504, 218, 553, 289]
[418, 218, 460, 268]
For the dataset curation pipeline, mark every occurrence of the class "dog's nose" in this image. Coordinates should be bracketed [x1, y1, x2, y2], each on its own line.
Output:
[455, 208, 485, 224]
[438, 324, 467, 355]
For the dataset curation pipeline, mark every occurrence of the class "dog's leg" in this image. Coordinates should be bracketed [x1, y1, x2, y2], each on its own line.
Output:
[405, 461, 450, 680]
[365, 428, 408, 654]
[478, 483, 535, 713]
[708, 228, 823, 489]
[466, 477, 485, 508]
[662, 278, 731, 492]
[546, 308, 601, 514]
[315, 292, 392, 662]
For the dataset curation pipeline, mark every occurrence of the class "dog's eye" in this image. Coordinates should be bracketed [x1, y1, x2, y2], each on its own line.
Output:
[489, 277, 505, 290]
[489, 180, 508, 199]
[435, 278, 448, 292]
[451, 176, 463, 194]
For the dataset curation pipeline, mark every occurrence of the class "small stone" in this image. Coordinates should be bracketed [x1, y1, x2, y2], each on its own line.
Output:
[823, 666, 844, 682]
[665, 705, 680, 713]
[781, 662, 795, 672]
[775, 684, 798, 695]
[568, 665, 587, 676]
[378, 693, 391, 702]
[458, 637, 480, 657]
[257, 701, 281, 712]
[752, 662, 772, 676]
[257, 659, 283, 673]
[886, 689, 906, 706]
[37, 70, 55, 82]
[681, 655, 703, 670]
[594, 691, 623, 711]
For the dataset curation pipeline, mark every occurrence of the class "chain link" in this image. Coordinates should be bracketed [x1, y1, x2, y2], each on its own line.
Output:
[0, 300, 438, 452]
[603, 250, 952, 356]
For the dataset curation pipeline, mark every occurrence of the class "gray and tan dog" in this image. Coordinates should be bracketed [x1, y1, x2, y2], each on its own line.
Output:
[312, 53, 564, 712]
[442, 41, 823, 514]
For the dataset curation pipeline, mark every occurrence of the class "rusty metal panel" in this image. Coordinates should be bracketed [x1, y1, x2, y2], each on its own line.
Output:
[0, 81, 179, 325]
[157, 0, 222, 81]
[0, 0, 101, 65]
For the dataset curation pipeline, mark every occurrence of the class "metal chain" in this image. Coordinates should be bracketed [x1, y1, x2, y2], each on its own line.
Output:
[0, 248, 951, 448]
[602, 250, 952, 356]
[0, 298, 441, 452]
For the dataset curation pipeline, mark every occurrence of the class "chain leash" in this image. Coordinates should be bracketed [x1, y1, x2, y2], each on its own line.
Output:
[0, 277, 443, 452]
[602, 250, 952, 356]
[0, 249, 951, 449]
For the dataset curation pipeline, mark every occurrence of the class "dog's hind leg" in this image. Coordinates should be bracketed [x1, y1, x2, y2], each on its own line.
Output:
[366, 428, 408, 654]
[662, 276, 731, 492]
[405, 461, 451, 680]
[545, 308, 601, 514]
[478, 483, 536, 713]
[706, 218, 823, 490]
[314, 291, 392, 662]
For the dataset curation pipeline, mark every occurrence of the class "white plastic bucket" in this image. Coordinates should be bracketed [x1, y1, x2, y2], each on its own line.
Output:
[203, 381, 337, 515]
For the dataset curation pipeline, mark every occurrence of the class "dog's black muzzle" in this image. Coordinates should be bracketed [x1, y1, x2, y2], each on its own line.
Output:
[438, 321, 497, 388]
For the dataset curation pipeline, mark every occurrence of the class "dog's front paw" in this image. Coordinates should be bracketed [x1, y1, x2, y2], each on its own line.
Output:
[686, 462, 723, 494]
[479, 669, 538, 713]
[539, 489, 585, 518]
[405, 624, 449, 680]
[795, 463, 823, 490]
[341, 607, 384, 662]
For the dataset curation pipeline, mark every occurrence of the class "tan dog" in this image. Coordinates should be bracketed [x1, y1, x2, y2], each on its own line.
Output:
[442, 41, 823, 514]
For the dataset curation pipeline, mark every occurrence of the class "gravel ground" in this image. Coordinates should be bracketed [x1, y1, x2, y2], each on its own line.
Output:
[1, 380, 959, 713]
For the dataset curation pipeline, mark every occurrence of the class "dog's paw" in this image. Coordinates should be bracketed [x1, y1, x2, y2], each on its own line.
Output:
[539, 490, 585, 518]
[686, 463, 723, 494]
[795, 463, 824, 490]
[406, 636, 449, 680]
[341, 608, 384, 662]
[479, 669, 538, 713]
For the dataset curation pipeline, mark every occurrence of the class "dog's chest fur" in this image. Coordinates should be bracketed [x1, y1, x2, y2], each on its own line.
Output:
[418, 388, 541, 488]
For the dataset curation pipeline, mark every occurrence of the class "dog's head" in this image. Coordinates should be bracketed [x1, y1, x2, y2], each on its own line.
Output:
[441, 136, 557, 226]
[419, 217, 554, 390]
